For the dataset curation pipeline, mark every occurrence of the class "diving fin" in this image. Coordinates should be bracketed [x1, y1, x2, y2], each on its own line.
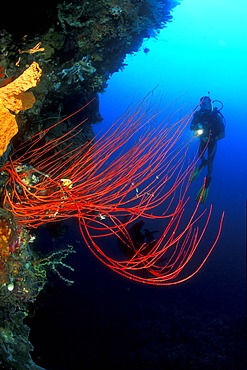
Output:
[196, 186, 209, 203]
[189, 161, 207, 183]
[195, 176, 212, 204]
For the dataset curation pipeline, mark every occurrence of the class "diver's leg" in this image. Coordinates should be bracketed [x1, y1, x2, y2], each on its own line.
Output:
[206, 140, 217, 179]
[198, 139, 207, 165]
[207, 158, 213, 178]
[195, 140, 218, 203]
[189, 140, 208, 182]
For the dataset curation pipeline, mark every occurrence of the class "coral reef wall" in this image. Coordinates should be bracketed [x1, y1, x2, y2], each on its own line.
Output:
[0, 1, 179, 368]
[0, 0, 179, 150]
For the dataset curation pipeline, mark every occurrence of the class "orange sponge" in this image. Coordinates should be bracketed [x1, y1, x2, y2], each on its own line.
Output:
[0, 62, 42, 156]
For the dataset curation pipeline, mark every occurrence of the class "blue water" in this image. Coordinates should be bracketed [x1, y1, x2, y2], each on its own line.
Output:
[98, 0, 246, 305]
[97, 0, 246, 315]
[28, 1, 246, 368]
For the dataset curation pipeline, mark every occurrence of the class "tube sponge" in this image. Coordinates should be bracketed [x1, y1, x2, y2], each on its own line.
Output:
[0, 62, 42, 156]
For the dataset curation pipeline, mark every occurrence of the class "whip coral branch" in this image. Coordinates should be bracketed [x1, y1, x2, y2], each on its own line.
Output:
[1, 94, 224, 285]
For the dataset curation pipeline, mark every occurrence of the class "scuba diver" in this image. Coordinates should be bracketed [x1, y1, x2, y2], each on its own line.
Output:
[189, 96, 225, 203]
[117, 218, 159, 259]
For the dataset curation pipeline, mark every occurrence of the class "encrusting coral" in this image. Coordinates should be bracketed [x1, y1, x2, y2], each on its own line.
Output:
[0, 62, 42, 156]
[0, 209, 17, 288]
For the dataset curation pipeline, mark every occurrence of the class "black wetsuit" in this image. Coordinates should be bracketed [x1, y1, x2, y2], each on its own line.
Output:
[190, 109, 225, 182]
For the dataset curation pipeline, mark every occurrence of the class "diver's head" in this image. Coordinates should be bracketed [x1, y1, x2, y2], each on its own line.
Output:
[200, 96, 212, 111]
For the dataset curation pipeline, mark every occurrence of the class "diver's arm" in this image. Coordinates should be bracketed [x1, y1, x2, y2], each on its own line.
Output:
[190, 112, 199, 131]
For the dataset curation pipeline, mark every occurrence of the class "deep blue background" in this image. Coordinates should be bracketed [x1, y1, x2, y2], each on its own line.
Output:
[27, 1, 246, 369]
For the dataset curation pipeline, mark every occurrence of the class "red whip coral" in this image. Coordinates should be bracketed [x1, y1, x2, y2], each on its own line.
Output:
[1, 96, 224, 285]
[0, 62, 42, 156]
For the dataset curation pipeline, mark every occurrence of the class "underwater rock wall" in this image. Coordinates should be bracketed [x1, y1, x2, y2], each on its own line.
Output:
[0, 1, 179, 368]
[0, 0, 179, 146]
